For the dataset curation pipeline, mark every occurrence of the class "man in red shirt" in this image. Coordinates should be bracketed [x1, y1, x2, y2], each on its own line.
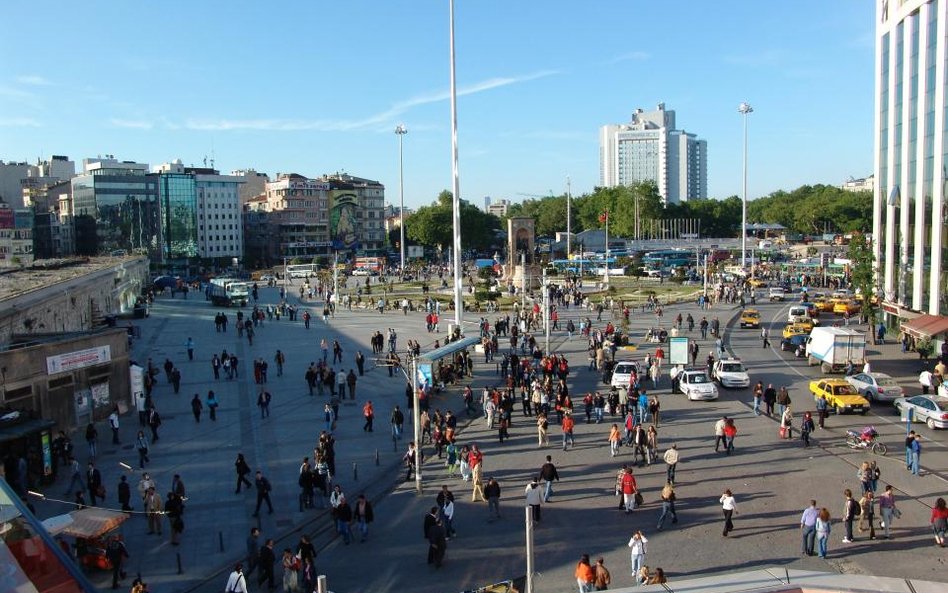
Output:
[562, 412, 575, 451]
[621, 467, 637, 513]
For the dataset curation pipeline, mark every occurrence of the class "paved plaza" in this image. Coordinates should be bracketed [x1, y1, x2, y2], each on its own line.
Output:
[31, 282, 948, 593]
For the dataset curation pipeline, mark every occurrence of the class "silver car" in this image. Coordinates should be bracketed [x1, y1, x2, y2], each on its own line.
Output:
[610, 361, 640, 392]
[893, 395, 948, 430]
[845, 372, 904, 403]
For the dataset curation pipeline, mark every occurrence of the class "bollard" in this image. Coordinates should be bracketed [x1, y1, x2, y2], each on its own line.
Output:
[176, 552, 183, 574]
[375, 448, 380, 466]
[317, 575, 328, 593]
[219, 531, 224, 553]
[353, 462, 358, 481]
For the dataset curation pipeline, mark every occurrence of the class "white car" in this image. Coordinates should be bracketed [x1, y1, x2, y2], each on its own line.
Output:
[769, 288, 787, 302]
[845, 372, 904, 403]
[893, 395, 948, 430]
[711, 359, 750, 389]
[352, 269, 371, 276]
[679, 370, 720, 401]
[610, 361, 639, 391]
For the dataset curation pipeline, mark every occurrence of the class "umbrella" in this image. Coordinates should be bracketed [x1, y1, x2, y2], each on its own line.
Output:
[58, 508, 128, 539]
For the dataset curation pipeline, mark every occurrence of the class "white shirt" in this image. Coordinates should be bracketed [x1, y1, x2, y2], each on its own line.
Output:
[330, 491, 345, 508]
[627, 535, 648, 556]
[224, 570, 248, 593]
[442, 500, 454, 520]
[525, 484, 543, 505]
[720, 494, 737, 511]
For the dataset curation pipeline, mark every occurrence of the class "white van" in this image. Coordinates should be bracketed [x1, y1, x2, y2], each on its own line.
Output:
[788, 305, 810, 324]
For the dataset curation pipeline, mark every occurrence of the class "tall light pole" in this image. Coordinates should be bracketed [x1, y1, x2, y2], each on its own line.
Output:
[395, 124, 408, 278]
[449, 0, 464, 332]
[566, 176, 572, 262]
[738, 101, 753, 270]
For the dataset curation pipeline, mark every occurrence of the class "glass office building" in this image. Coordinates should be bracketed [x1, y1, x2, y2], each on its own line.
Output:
[874, 0, 948, 317]
[156, 172, 198, 261]
[71, 160, 160, 259]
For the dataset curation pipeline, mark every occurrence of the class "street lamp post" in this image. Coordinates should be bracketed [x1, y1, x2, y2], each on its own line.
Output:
[738, 101, 753, 270]
[449, 0, 464, 332]
[395, 124, 408, 279]
[566, 176, 572, 262]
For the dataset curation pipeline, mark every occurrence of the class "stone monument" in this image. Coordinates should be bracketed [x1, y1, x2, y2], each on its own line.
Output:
[504, 216, 542, 289]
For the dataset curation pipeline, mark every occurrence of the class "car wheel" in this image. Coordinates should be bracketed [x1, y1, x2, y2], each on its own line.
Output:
[928, 417, 937, 430]
[865, 390, 874, 403]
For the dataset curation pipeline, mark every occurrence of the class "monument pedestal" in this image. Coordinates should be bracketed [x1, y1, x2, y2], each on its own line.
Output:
[505, 264, 543, 290]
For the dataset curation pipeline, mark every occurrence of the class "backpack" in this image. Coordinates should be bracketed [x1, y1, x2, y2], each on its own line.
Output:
[851, 499, 861, 516]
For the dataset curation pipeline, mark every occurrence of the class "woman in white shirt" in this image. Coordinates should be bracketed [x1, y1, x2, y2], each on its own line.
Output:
[720, 489, 737, 536]
[627, 530, 648, 578]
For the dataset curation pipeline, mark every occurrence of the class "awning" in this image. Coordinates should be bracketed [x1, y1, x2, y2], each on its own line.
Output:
[0, 418, 56, 445]
[901, 314, 948, 339]
[55, 508, 129, 539]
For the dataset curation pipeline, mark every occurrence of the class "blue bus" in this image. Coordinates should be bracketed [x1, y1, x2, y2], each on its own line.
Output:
[643, 250, 695, 269]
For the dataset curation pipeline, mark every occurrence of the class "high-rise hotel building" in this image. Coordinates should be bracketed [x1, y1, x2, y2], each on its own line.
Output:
[874, 0, 948, 320]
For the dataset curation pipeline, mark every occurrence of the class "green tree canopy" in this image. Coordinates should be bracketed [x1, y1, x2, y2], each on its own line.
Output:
[406, 190, 501, 252]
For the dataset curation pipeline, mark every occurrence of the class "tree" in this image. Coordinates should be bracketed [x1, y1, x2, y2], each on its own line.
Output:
[406, 190, 501, 254]
[848, 232, 878, 344]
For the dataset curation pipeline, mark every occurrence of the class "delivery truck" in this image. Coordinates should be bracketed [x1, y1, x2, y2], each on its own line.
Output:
[805, 327, 866, 373]
[208, 278, 249, 307]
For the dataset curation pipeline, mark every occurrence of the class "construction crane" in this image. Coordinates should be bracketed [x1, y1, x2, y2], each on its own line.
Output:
[516, 191, 555, 199]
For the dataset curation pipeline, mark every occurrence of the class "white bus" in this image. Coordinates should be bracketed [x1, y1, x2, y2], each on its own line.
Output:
[285, 263, 318, 279]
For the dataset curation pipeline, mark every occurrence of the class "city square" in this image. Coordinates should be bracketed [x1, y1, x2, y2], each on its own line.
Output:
[1, 2, 948, 593]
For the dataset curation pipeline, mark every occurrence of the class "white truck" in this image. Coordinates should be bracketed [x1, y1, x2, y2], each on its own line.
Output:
[805, 327, 866, 373]
[208, 278, 249, 307]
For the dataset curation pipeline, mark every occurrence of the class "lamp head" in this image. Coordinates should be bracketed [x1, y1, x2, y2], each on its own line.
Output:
[738, 102, 754, 115]
[395, 124, 408, 135]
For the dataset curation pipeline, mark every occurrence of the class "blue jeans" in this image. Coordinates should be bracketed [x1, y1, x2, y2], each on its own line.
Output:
[393, 424, 402, 439]
[337, 519, 351, 543]
[910, 451, 920, 475]
[65, 472, 83, 495]
[802, 524, 816, 554]
[753, 398, 760, 415]
[357, 518, 369, 540]
[562, 432, 574, 450]
[817, 534, 828, 558]
[666, 463, 677, 484]
[656, 500, 677, 528]
[544, 480, 554, 502]
[905, 446, 912, 468]
[631, 553, 644, 578]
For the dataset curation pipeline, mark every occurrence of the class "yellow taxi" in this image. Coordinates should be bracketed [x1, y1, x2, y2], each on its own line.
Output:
[833, 299, 861, 316]
[814, 296, 835, 313]
[747, 278, 768, 288]
[809, 379, 869, 414]
[739, 309, 760, 328]
[791, 317, 816, 332]
[782, 323, 811, 340]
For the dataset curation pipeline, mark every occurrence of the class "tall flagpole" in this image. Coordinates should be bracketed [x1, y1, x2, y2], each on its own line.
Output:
[449, 0, 463, 332]
[566, 176, 572, 262]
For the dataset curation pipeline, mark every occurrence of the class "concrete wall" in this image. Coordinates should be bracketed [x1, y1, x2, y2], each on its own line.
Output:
[0, 328, 130, 433]
[0, 257, 149, 344]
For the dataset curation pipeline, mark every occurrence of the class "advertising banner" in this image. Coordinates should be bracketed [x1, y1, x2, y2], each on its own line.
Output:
[669, 337, 689, 365]
[417, 363, 433, 389]
[47, 345, 111, 375]
[329, 190, 360, 250]
[91, 381, 110, 410]
[41, 431, 52, 476]
[130, 365, 145, 411]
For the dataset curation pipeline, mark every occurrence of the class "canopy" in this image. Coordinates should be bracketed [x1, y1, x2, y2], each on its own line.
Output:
[51, 508, 129, 539]
[901, 314, 948, 339]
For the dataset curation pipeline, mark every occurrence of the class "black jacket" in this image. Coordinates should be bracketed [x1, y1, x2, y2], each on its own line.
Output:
[258, 546, 276, 568]
[353, 500, 374, 523]
[540, 462, 560, 482]
[423, 513, 438, 538]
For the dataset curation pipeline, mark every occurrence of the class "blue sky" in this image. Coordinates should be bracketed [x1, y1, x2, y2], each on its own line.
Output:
[0, 0, 873, 208]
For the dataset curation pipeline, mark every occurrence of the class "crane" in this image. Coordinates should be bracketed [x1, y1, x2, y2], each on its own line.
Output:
[516, 191, 555, 199]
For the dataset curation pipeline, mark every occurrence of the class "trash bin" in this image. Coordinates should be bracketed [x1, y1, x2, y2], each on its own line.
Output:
[104, 315, 117, 327]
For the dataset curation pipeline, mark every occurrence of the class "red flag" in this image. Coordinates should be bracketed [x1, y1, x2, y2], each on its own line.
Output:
[599, 210, 608, 224]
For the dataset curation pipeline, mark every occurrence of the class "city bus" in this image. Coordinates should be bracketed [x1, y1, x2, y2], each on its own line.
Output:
[642, 250, 695, 270]
[352, 257, 383, 276]
[285, 263, 318, 279]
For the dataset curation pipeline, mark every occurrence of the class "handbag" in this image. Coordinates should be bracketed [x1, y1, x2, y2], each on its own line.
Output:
[634, 491, 644, 506]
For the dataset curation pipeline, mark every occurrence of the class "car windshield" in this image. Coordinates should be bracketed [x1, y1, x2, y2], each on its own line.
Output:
[721, 364, 745, 373]
[689, 373, 709, 383]
[934, 399, 948, 411]
[833, 385, 857, 395]
[877, 378, 898, 387]
[614, 364, 634, 374]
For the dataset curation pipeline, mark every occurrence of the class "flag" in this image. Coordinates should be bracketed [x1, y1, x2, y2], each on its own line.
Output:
[599, 210, 608, 224]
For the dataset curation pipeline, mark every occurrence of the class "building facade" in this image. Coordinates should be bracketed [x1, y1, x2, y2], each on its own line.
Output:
[487, 199, 511, 218]
[71, 158, 159, 259]
[873, 0, 948, 317]
[599, 103, 708, 204]
[230, 169, 269, 207]
[841, 175, 875, 192]
[0, 203, 34, 267]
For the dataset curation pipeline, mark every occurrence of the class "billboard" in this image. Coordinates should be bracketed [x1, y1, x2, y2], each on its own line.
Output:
[47, 345, 111, 375]
[669, 337, 689, 365]
[329, 190, 360, 250]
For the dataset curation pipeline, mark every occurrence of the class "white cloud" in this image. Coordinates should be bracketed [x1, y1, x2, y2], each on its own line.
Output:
[16, 75, 52, 86]
[110, 118, 154, 130]
[0, 86, 33, 99]
[0, 118, 42, 127]
[183, 69, 560, 132]
[606, 51, 650, 64]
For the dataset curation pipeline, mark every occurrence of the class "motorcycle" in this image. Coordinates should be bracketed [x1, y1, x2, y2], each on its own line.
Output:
[845, 426, 887, 455]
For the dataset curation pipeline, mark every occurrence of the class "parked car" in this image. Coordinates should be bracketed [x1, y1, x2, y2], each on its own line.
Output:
[893, 395, 948, 429]
[679, 370, 720, 401]
[810, 379, 869, 414]
[845, 372, 904, 403]
[711, 359, 750, 389]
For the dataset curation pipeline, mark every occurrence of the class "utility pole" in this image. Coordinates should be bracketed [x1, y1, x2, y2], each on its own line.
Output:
[396, 124, 408, 279]
[603, 210, 610, 285]
[448, 0, 464, 332]
[543, 268, 550, 354]
[412, 357, 422, 494]
[566, 176, 572, 262]
[525, 507, 535, 593]
[332, 252, 339, 300]
[520, 251, 526, 312]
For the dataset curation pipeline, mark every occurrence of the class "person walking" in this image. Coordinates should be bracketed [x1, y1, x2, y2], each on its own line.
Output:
[274, 350, 285, 377]
[144, 487, 163, 535]
[253, 471, 274, 517]
[540, 455, 560, 503]
[800, 412, 815, 447]
[191, 394, 203, 423]
[910, 434, 922, 476]
[235, 454, 252, 494]
[185, 337, 195, 361]
[525, 477, 543, 522]
[608, 424, 621, 457]
[620, 467, 637, 514]
[815, 508, 832, 558]
[426, 517, 447, 568]
[86, 461, 103, 505]
[561, 411, 575, 451]
[816, 393, 828, 429]
[109, 407, 121, 444]
[777, 387, 791, 419]
[105, 534, 129, 589]
[537, 414, 549, 447]
[224, 564, 249, 593]
[574, 555, 594, 593]
[593, 557, 611, 591]
[485, 477, 502, 521]
[245, 528, 261, 577]
[763, 384, 777, 417]
[780, 407, 794, 440]
[207, 390, 219, 421]
[258, 539, 276, 590]
[347, 370, 357, 400]
[932, 497, 948, 547]
[362, 400, 374, 432]
[713, 416, 727, 452]
[800, 500, 818, 556]
[627, 531, 648, 579]
[391, 405, 404, 439]
[842, 489, 858, 543]
[135, 431, 150, 470]
[752, 381, 763, 416]
[720, 489, 737, 536]
[257, 389, 272, 419]
[656, 482, 678, 529]
[281, 549, 299, 592]
[878, 484, 897, 539]
[334, 495, 353, 545]
[663, 444, 679, 484]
